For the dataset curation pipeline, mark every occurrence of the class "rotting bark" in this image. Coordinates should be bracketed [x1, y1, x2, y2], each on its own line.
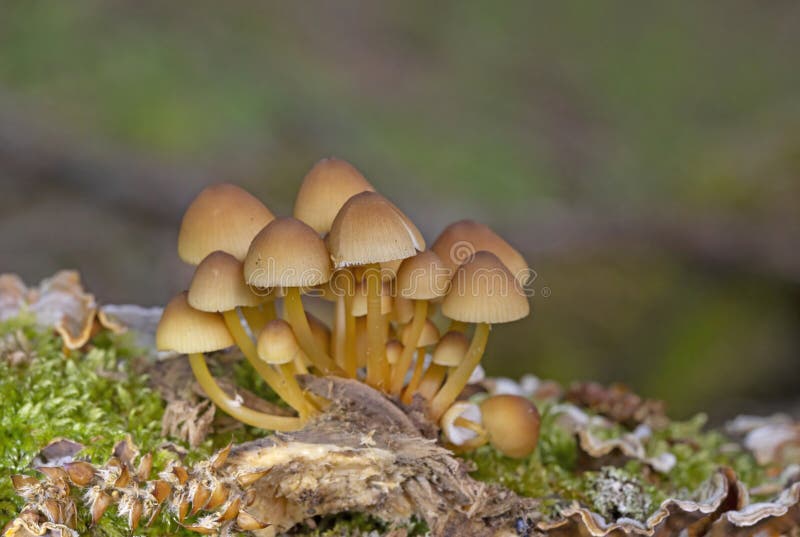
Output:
[225, 376, 540, 536]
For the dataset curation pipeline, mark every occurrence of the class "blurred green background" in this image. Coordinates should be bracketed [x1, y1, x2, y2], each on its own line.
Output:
[1, 1, 798, 419]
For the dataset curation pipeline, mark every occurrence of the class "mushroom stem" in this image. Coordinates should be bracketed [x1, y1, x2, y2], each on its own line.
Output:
[294, 354, 309, 375]
[364, 264, 387, 389]
[344, 290, 358, 377]
[283, 287, 341, 375]
[390, 300, 428, 395]
[448, 320, 468, 333]
[429, 323, 491, 420]
[240, 306, 270, 335]
[401, 349, 427, 404]
[453, 416, 487, 437]
[188, 353, 304, 431]
[333, 293, 346, 369]
[222, 310, 313, 417]
[417, 364, 447, 400]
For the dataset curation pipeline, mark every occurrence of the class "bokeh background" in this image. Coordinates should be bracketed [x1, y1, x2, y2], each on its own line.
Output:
[1, 1, 798, 420]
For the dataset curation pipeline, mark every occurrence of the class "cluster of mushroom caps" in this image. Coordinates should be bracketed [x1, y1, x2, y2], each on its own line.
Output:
[156, 158, 541, 458]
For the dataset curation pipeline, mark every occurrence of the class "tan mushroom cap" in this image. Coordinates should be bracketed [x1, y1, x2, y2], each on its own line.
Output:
[432, 330, 470, 367]
[293, 158, 375, 234]
[244, 217, 332, 288]
[431, 219, 530, 284]
[178, 183, 274, 265]
[328, 192, 425, 268]
[188, 251, 262, 312]
[480, 395, 541, 458]
[396, 250, 452, 300]
[385, 339, 404, 365]
[156, 292, 234, 353]
[442, 251, 530, 324]
[401, 318, 440, 347]
[257, 319, 301, 365]
[351, 280, 393, 317]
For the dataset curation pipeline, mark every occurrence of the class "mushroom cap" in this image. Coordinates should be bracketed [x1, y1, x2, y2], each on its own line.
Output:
[351, 280, 393, 317]
[480, 395, 540, 458]
[401, 318, 440, 347]
[244, 217, 332, 288]
[385, 339, 404, 365]
[442, 251, 530, 324]
[432, 330, 470, 367]
[188, 251, 262, 312]
[293, 158, 375, 234]
[431, 219, 530, 284]
[396, 250, 452, 300]
[156, 292, 234, 353]
[256, 319, 300, 365]
[178, 183, 274, 265]
[392, 295, 415, 324]
[328, 192, 425, 268]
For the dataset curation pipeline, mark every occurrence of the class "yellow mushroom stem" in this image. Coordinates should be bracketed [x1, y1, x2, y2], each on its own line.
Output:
[449, 417, 489, 451]
[240, 306, 271, 334]
[188, 353, 304, 431]
[221, 309, 314, 417]
[429, 322, 491, 420]
[401, 349, 428, 404]
[283, 287, 342, 375]
[417, 364, 447, 400]
[389, 300, 428, 395]
[448, 320, 468, 333]
[344, 290, 358, 378]
[364, 264, 387, 389]
[294, 353, 310, 375]
[333, 293, 346, 370]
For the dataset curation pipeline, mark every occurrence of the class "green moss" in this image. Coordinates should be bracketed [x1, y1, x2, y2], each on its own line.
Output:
[290, 513, 428, 537]
[0, 318, 212, 536]
[463, 402, 766, 524]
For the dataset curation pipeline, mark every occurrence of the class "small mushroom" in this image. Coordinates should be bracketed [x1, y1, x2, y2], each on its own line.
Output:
[328, 191, 425, 390]
[187, 251, 304, 413]
[480, 394, 540, 458]
[417, 330, 470, 400]
[156, 293, 303, 431]
[244, 217, 339, 375]
[429, 252, 529, 420]
[400, 319, 441, 404]
[256, 320, 315, 418]
[389, 250, 451, 395]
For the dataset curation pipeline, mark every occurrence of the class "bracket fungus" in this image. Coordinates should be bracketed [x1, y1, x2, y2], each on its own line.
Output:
[156, 157, 532, 448]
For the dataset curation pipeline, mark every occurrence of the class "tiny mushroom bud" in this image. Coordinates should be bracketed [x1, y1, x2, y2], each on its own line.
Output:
[417, 330, 470, 400]
[385, 339, 404, 366]
[480, 394, 541, 458]
[257, 319, 301, 365]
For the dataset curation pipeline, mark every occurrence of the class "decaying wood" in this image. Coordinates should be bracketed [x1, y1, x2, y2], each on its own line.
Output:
[225, 376, 539, 536]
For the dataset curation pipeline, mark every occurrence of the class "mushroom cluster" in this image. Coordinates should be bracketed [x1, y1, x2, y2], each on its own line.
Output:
[156, 157, 532, 442]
